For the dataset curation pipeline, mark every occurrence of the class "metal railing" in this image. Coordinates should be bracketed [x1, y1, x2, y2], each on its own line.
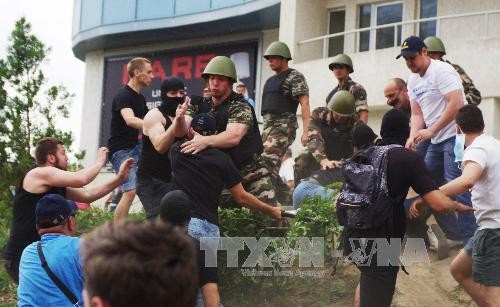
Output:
[297, 9, 500, 59]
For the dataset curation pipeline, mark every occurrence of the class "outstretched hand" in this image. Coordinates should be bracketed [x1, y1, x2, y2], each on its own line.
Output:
[96, 147, 109, 167]
[117, 158, 134, 181]
[176, 96, 191, 119]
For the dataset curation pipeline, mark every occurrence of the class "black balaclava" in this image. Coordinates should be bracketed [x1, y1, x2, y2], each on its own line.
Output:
[159, 77, 185, 117]
[378, 109, 410, 146]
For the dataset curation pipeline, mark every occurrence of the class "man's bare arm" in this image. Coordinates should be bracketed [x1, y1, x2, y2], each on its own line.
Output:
[180, 122, 248, 154]
[427, 89, 464, 136]
[440, 161, 483, 196]
[66, 158, 134, 203]
[120, 108, 143, 130]
[299, 95, 310, 145]
[201, 283, 220, 307]
[406, 99, 425, 149]
[229, 183, 283, 219]
[143, 109, 176, 154]
[26, 148, 108, 192]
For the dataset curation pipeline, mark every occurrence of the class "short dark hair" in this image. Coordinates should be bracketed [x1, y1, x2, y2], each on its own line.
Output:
[35, 137, 64, 166]
[455, 104, 484, 133]
[81, 220, 198, 307]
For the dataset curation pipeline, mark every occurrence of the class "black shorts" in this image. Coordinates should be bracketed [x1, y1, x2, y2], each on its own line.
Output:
[358, 265, 399, 307]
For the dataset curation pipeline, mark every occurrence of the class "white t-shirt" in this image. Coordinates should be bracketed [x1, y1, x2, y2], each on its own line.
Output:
[407, 59, 466, 144]
[462, 134, 500, 229]
[279, 158, 295, 183]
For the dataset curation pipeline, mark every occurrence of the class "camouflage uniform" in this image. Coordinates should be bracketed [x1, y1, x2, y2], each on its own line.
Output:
[325, 78, 368, 114]
[443, 59, 481, 105]
[187, 93, 278, 206]
[262, 70, 309, 168]
[294, 107, 357, 182]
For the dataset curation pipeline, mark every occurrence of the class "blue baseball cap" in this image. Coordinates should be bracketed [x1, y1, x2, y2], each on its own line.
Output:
[396, 36, 427, 59]
[190, 113, 216, 136]
[36, 194, 78, 228]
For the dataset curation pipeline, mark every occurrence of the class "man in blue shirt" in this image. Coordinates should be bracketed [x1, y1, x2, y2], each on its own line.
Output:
[18, 194, 83, 307]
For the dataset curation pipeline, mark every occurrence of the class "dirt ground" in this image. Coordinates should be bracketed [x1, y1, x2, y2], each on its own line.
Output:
[392, 248, 475, 307]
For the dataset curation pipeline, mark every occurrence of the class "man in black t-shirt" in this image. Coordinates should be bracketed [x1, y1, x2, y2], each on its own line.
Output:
[169, 113, 283, 241]
[3, 137, 132, 283]
[108, 57, 153, 221]
[160, 190, 220, 307]
[345, 111, 474, 307]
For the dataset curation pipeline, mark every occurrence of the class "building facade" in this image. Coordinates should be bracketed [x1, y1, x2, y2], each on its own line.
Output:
[73, 0, 500, 167]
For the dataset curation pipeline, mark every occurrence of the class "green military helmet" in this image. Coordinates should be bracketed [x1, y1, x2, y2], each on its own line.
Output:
[328, 54, 354, 73]
[263, 41, 292, 60]
[201, 56, 237, 81]
[327, 90, 355, 116]
[424, 36, 446, 55]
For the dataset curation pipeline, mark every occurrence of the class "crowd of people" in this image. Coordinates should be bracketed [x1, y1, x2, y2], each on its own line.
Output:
[2, 34, 499, 307]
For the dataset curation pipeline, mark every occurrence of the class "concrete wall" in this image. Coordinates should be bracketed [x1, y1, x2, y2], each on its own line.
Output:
[280, 0, 500, 156]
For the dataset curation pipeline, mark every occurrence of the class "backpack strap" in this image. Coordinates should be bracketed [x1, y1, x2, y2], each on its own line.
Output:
[37, 241, 79, 305]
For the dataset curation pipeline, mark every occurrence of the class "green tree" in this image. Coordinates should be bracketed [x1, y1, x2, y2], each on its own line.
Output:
[0, 17, 80, 235]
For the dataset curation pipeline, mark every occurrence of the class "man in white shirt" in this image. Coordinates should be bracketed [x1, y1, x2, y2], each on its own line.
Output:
[398, 36, 477, 246]
[411, 105, 500, 305]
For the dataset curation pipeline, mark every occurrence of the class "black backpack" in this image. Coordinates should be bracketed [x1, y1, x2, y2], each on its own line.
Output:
[336, 145, 401, 230]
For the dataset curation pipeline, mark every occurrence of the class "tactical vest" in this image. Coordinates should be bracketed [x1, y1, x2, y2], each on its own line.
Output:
[261, 69, 299, 114]
[320, 116, 354, 160]
[197, 92, 264, 169]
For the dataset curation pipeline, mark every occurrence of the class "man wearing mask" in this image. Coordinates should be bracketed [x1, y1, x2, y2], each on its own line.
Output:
[137, 77, 189, 218]
[383, 78, 411, 118]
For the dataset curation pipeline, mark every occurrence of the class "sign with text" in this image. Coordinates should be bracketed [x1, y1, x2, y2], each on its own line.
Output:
[99, 41, 258, 146]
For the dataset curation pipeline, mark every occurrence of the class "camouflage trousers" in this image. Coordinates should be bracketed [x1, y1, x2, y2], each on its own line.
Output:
[219, 155, 280, 207]
[261, 113, 298, 170]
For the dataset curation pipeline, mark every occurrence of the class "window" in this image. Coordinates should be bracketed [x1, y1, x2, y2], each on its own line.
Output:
[358, 2, 403, 52]
[419, 0, 437, 39]
[328, 9, 346, 57]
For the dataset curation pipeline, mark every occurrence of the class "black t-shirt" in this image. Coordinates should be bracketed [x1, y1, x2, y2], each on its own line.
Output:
[108, 85, 146, 155]
[3, 181, 66, 260]
[170, 139, 242, 225]
[344, 147, 437, 246]
[193, 238, 218, 286]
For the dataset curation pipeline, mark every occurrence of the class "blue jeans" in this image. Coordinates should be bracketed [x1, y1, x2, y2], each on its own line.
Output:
[424, 136, 477, 244]
[292, 180, 334, 209]
[110, 144, 141, 191]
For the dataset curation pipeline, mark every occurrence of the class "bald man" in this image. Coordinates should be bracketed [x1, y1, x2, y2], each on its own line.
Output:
[384, 78, 410, 117]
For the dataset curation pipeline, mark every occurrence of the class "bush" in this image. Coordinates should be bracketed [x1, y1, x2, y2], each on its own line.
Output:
[287, 182, 343, 255]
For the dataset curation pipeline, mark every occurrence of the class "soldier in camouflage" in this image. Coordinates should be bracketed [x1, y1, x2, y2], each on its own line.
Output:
[261, 41, 310, 171]
[325, 54, 369, 124]
[294, 90, 358, 182]
[424, 36, 481, 105]
[176, 56, 279, 206]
